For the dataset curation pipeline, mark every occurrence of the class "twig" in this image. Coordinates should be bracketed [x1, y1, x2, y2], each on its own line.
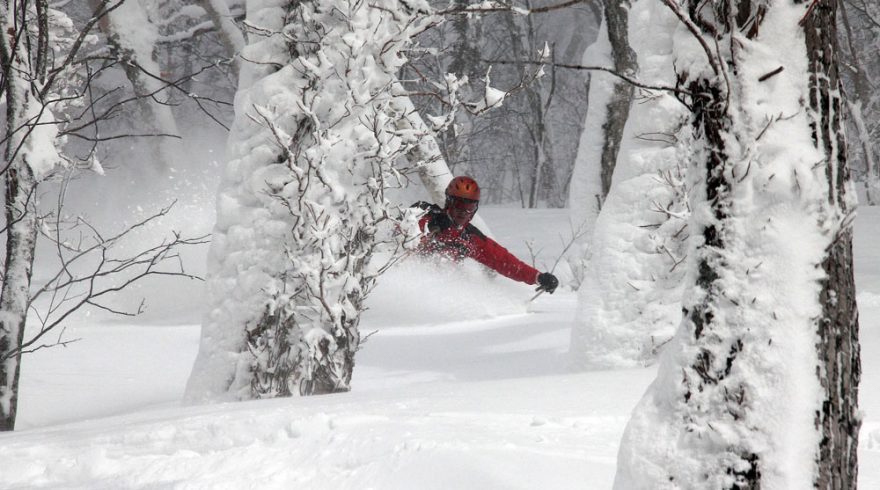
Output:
[483, 59, 692, 97]
[758, 66, 784, 82]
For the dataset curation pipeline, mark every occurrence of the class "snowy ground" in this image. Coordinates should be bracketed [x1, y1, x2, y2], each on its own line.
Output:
[2, 207, 880, 489]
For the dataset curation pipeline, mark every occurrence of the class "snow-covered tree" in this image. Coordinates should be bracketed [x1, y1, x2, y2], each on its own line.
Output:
[615, 0, 860, 486]
[88, 0, 183, 171]
[839, 0, 880, 203]
[406, 1, 595, 207]
[569, 0, 689, 368]
[0, 0, 61, 431]
[1, 0, 203, 431]
[568, 0, 637, 217]
[185, 0, 445, 400]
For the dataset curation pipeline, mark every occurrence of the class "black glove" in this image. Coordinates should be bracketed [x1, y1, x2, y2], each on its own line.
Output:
[427, 211, 453, 233]
[537, 272, 559, 294]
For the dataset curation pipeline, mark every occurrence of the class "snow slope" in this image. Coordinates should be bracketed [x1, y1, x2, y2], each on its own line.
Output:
[3, 207, 880, 489]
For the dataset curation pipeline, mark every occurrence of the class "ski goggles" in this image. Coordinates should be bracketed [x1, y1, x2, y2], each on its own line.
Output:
[447, 196, 479, 214]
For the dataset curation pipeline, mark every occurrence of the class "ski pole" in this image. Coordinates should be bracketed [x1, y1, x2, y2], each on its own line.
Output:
[528, 289, 545, 303]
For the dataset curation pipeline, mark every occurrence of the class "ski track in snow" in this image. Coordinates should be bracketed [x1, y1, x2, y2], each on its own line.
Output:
[2, 207, 880, 489]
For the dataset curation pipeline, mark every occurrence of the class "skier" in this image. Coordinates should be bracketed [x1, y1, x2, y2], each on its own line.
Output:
[413, 176, 559, 293]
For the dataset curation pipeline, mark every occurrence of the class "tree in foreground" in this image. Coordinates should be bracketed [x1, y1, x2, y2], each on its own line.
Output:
[1, 0, 204, 431]
[185, 0, 445, 400]
[615, 0, 859, 487]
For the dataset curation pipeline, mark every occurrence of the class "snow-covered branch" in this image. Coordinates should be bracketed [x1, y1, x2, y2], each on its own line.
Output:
[483, 58, 692, 98]
[437, 0, 584, 16]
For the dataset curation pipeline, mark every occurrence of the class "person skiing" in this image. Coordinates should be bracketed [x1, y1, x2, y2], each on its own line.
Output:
[413, 176, 559, 293]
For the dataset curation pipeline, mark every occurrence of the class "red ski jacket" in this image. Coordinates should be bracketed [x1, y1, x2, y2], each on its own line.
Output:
[414, 203, 539, 285]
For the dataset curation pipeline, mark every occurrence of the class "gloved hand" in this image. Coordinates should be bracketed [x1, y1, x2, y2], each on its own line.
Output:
[427, 211, 453, 234]
[536, 272, 559, 294]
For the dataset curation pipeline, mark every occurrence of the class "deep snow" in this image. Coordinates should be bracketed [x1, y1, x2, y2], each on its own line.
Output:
[2, 207, 879, 489]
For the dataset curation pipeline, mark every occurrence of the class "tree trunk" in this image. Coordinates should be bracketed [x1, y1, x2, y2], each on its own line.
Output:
[185, 0, 444, 402]
[0, 167, 38, 432]
[527, 103, 548, 208]
[196, 0, 245, 78]
[838, 0, 878, 205]
[447, 0, 480, 80]
[90, 0, 181, 172]
[613, 0, 860, 486]
[598, 0, 637, 200]
[804, 0, 861, 484]
[517, 5, 554, 209]
[0, 2, 41, 431]
[569, 0, 688, 369]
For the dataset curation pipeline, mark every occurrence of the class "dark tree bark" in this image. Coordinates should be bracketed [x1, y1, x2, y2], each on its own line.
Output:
[448, 0, 481, 80]
[598, 0, 637, 201]
[803, 0, 861, 485]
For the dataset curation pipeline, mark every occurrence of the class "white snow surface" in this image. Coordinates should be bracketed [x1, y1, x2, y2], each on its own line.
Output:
[3, 207, 880, 489]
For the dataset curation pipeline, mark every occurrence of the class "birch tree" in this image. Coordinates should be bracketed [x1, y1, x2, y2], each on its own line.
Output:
[615, 0, 860, 486]
[0, 0, 50, 431]
[1, 0, 202, 431]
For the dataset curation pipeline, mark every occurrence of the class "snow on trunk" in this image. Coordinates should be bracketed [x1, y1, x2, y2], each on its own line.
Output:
[614, 0, 859, 487]
[0, 1, 65, 430]
[804, 0, 861, 483]
[567, 20, 611, 229]
[569, 0, 688, 368]
[185, 0, 434, 402]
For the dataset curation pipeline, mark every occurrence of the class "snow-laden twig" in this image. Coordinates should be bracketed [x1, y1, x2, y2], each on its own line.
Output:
[437, 0, 584, 16]
[482, 58, 693, 98]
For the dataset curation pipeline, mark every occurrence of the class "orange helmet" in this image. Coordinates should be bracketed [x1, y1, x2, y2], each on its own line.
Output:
[445, 176, 480, 201]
